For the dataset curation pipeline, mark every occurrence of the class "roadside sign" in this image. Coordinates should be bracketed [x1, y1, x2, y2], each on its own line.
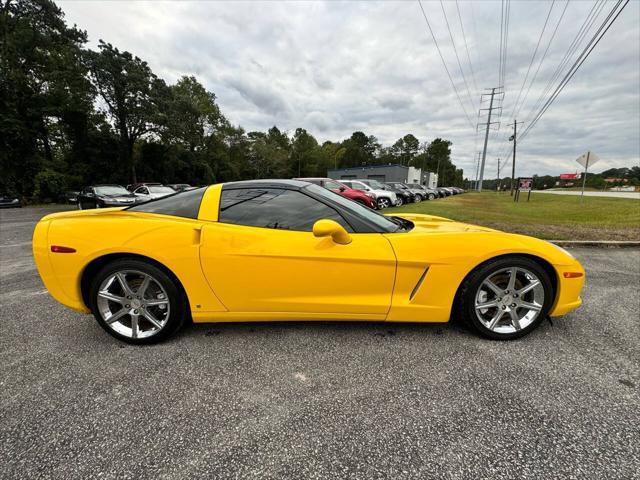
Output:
[560, 173, 581, 180]
[518, 177, 533, 192]
[576, 151, 600, 169]
[514, 177, 533, 202]
[575, 151, 600, 202]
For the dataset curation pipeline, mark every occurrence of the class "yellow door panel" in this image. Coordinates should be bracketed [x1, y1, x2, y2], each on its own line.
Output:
[199, 222, 396, 315]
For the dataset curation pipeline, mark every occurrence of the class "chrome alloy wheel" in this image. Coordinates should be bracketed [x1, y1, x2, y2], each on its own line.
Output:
[474, 267, 545, 334]
[377, 197, 391, 209]
[96, 270, 170, 339]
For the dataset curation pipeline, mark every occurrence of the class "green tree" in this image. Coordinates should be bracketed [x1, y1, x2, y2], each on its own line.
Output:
[1, 0, 92, 196]
[391, 134, 419, 166]
[290, 128, 319, 177]
[86, 40, 168, 183]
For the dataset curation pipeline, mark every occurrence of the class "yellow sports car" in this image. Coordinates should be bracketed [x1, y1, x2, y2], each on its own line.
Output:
[33, 180, 585, 344]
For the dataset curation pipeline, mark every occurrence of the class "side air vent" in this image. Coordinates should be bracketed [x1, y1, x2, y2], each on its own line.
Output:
[409, 267, 430, 301]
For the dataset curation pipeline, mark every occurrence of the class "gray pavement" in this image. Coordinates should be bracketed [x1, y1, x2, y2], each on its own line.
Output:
[533, 190, 640, 199]
[1, 206, 639, 480]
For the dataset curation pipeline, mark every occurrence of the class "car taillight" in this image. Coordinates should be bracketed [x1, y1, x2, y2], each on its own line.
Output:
[50, 245, 76, 253]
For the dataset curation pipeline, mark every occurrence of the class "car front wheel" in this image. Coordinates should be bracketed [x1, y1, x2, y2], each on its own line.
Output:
[414, 195, 422, 203]
[377, 197, 391, 209]
[428, 193, 436, 200]
[89, 259, 186, 344]
[456, 256, 553, 340]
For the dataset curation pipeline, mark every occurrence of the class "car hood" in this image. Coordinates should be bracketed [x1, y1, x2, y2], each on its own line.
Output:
[389, 213, 496, 233]
[384, 213, 577, 267]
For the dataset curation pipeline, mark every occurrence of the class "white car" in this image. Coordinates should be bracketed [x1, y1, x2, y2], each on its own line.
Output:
[338, 179, 397, 209]
[133, 185, 176, 201]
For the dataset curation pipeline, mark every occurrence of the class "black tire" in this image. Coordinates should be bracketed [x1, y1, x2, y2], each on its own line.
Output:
[396, 197, 404, 207]
[454, 256, 554, 340]
[414, 195, 422, 203]
[89, 258, 187, 344]
[428, 193, 436, 200]
[377, 197, 391, 209]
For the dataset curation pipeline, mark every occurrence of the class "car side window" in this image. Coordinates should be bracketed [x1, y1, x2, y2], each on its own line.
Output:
[219, 188, 353, 232]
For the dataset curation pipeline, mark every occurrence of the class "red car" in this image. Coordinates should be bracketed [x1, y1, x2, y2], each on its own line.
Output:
[295, 177, 376, 209]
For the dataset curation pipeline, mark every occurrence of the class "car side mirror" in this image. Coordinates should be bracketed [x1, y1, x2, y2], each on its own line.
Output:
[339, 186, 346, 192]
[313, 219, 352, 245]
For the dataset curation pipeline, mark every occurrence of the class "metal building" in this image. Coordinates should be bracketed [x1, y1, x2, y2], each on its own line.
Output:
[327, 164, 437, 187]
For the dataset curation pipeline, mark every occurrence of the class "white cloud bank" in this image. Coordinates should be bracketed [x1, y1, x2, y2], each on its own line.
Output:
[59, 0, 639, 177]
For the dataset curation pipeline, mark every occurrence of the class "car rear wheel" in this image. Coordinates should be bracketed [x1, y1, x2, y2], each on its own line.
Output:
[428, 193, 436, 200]
[89, 259, 186, 344]
[414, 195, 422, 203]
[456, 256, 553, 340]
[377, 197, 391, 209]
[396, 197, 404, 207]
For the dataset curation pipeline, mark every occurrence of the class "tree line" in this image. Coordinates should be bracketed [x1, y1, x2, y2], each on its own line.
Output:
[0, 0, 463, 202]
[476, 166, 640, 191]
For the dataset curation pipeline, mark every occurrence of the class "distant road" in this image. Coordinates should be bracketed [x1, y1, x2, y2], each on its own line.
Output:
[534, 190, 640, 200]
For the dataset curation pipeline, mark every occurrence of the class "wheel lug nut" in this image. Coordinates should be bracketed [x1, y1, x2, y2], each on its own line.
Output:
[502, 305, 506, 310]
[511, 303, 516, 307]
[134, 309, 139, 314]
[125, 304, 130, 308]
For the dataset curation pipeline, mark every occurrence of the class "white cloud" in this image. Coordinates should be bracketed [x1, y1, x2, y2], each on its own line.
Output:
[59, 0, 639, 177]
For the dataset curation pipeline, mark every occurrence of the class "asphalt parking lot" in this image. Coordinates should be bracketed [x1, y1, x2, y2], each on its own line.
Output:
[1, 206, 639, 479]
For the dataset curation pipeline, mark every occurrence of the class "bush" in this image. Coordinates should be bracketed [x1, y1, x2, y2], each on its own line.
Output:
[33, 169, 68, 203]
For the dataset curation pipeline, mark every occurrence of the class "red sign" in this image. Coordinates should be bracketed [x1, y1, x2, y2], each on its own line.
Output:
[560, 173, 580, 180]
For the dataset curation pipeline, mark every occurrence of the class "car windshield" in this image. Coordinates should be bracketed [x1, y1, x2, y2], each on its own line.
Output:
[304, 184, 402, 233]
[324, 180, 344, 190]
[363, 179, 385, 189]
[95, 186, 129, 195]
[148, 186, 175, 194]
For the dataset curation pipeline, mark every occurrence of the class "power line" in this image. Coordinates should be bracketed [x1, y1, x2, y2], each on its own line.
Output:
[521, 0, 606, 129]
[417, 0, 475, 129]
[520, 0, 629, 141]
[508, 1, 556, 124]
[513, 0, 571, 122]
[497, 0, 568, 164]
[455, 0, 478, 95]
[439, 0, 477, 113]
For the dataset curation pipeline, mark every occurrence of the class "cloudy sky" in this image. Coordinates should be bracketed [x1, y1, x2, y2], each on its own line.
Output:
[58, 0, 639, 178]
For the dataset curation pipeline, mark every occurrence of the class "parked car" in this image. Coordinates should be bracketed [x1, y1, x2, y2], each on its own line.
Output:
[386, 182, 425, 202]
[411, 184, 439, 200]
[295, 178, 376, 209]
[0, 195, 21, 208]
[167, 184, 192, 192]
[383, 183, 413, 206]
[338, 179, 397, 209]
[126, 182, 162, 192]
[132, 184, 176, 201]
[436, 187, 451, 197]
[59, 191, 80, 204]
[33, 179, 586, 344]
[77, 185, 139, 210]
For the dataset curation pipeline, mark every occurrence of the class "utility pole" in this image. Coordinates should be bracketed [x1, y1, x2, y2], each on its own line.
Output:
[474, 152, 481, 190]
[477, 87, 503, 191]
[508, 119, 524, 195]
[496, 158, 501, 191]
